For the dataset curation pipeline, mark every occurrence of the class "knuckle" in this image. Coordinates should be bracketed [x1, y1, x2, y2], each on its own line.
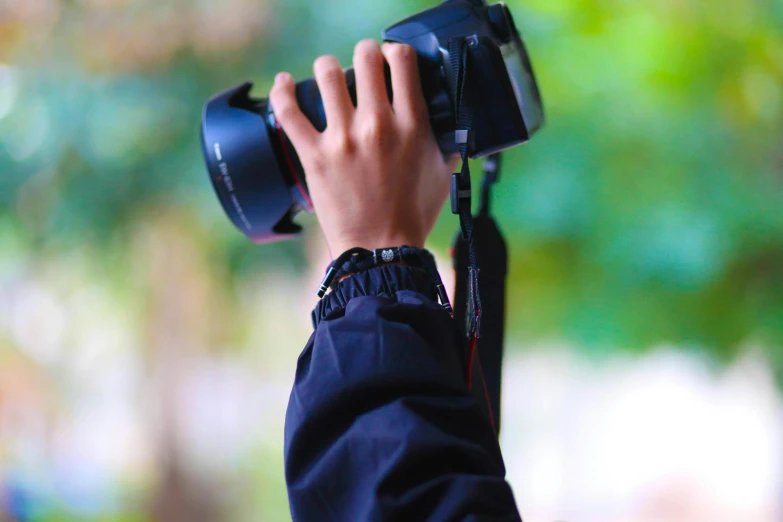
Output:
[397, 117, 420, 137]
[330, 131, 354, 155]
[315, 59, 344, 87]
[322, 68, 344, 87]
[271, 94, 296, 120]
[276, 104, 297, 123]
[360, 116, 391, 148]
[309, 155, 328, 177]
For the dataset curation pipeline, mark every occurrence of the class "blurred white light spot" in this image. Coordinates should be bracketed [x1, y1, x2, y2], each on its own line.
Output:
[0, 64, 18, 121]
[9, 282, 66, 365]
[502, 346, 783, 522]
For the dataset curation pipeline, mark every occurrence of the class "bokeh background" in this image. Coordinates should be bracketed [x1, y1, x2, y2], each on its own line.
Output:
[1, 0, 782, 520]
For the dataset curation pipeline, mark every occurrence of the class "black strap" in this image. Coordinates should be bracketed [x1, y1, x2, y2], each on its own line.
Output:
[448, 36, 481, 339]
[452, 154, 507, 435]
[447, 37, 510, 435]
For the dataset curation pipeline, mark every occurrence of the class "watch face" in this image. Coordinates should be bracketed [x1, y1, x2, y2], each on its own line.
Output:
[501, 37, 544, 136]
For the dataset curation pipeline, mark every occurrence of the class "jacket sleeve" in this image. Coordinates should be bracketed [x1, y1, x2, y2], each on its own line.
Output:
[284, 265, 522, 522]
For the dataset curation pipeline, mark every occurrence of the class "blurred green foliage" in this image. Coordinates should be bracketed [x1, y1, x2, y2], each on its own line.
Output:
[1, 0, 782, 378]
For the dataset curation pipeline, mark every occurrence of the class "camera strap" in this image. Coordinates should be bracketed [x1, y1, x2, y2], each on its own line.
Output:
[448, 37, 508, 435]
[452, 155, 507, 435]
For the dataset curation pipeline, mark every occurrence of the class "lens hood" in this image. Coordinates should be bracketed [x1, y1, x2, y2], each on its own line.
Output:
[201, 82, 302, 243]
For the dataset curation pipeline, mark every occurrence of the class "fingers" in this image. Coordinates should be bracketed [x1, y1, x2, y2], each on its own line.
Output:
[353, 39, 391, 115]
[269, 72, 319, 148]
[382, 43, 427, 123]
[313, 55, 354, 132]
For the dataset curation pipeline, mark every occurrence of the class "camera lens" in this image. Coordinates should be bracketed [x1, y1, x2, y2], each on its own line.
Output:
[201, 82, 304, 243]
[201, 3, 544, 245]
[201, 63, 446, 244]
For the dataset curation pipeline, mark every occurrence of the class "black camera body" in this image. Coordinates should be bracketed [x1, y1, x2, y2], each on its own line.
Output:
[201, 0, 544, 243]
[384, 0, 543, 156]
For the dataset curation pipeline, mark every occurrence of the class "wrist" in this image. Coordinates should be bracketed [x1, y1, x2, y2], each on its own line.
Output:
[316, 245, 452, 316]
[336, 260, 410, 283]
[312, 264, 441, 329]
[328, 235, 425, 257]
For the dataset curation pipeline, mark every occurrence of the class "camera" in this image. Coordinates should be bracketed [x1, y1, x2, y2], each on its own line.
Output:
[200, 0, 544, 243]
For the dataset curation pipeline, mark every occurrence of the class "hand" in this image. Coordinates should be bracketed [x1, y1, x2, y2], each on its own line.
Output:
[269, 39, 460, 256]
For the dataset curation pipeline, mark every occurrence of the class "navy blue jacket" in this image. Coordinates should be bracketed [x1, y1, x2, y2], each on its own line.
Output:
[285, 265, 522, 521]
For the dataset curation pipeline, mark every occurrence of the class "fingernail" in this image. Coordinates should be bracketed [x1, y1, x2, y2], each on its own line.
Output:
[275, 72, 290, 84]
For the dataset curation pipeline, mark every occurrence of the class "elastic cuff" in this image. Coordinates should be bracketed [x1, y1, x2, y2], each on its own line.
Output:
[312, 264, 438, 329]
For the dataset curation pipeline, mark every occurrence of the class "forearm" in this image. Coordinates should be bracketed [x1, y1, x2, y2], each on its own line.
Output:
[284, 265, 521, 522]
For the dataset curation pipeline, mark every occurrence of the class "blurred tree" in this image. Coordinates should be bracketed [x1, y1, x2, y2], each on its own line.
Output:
[0, 0, 781, 380]
[1, 1, 783, 520]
